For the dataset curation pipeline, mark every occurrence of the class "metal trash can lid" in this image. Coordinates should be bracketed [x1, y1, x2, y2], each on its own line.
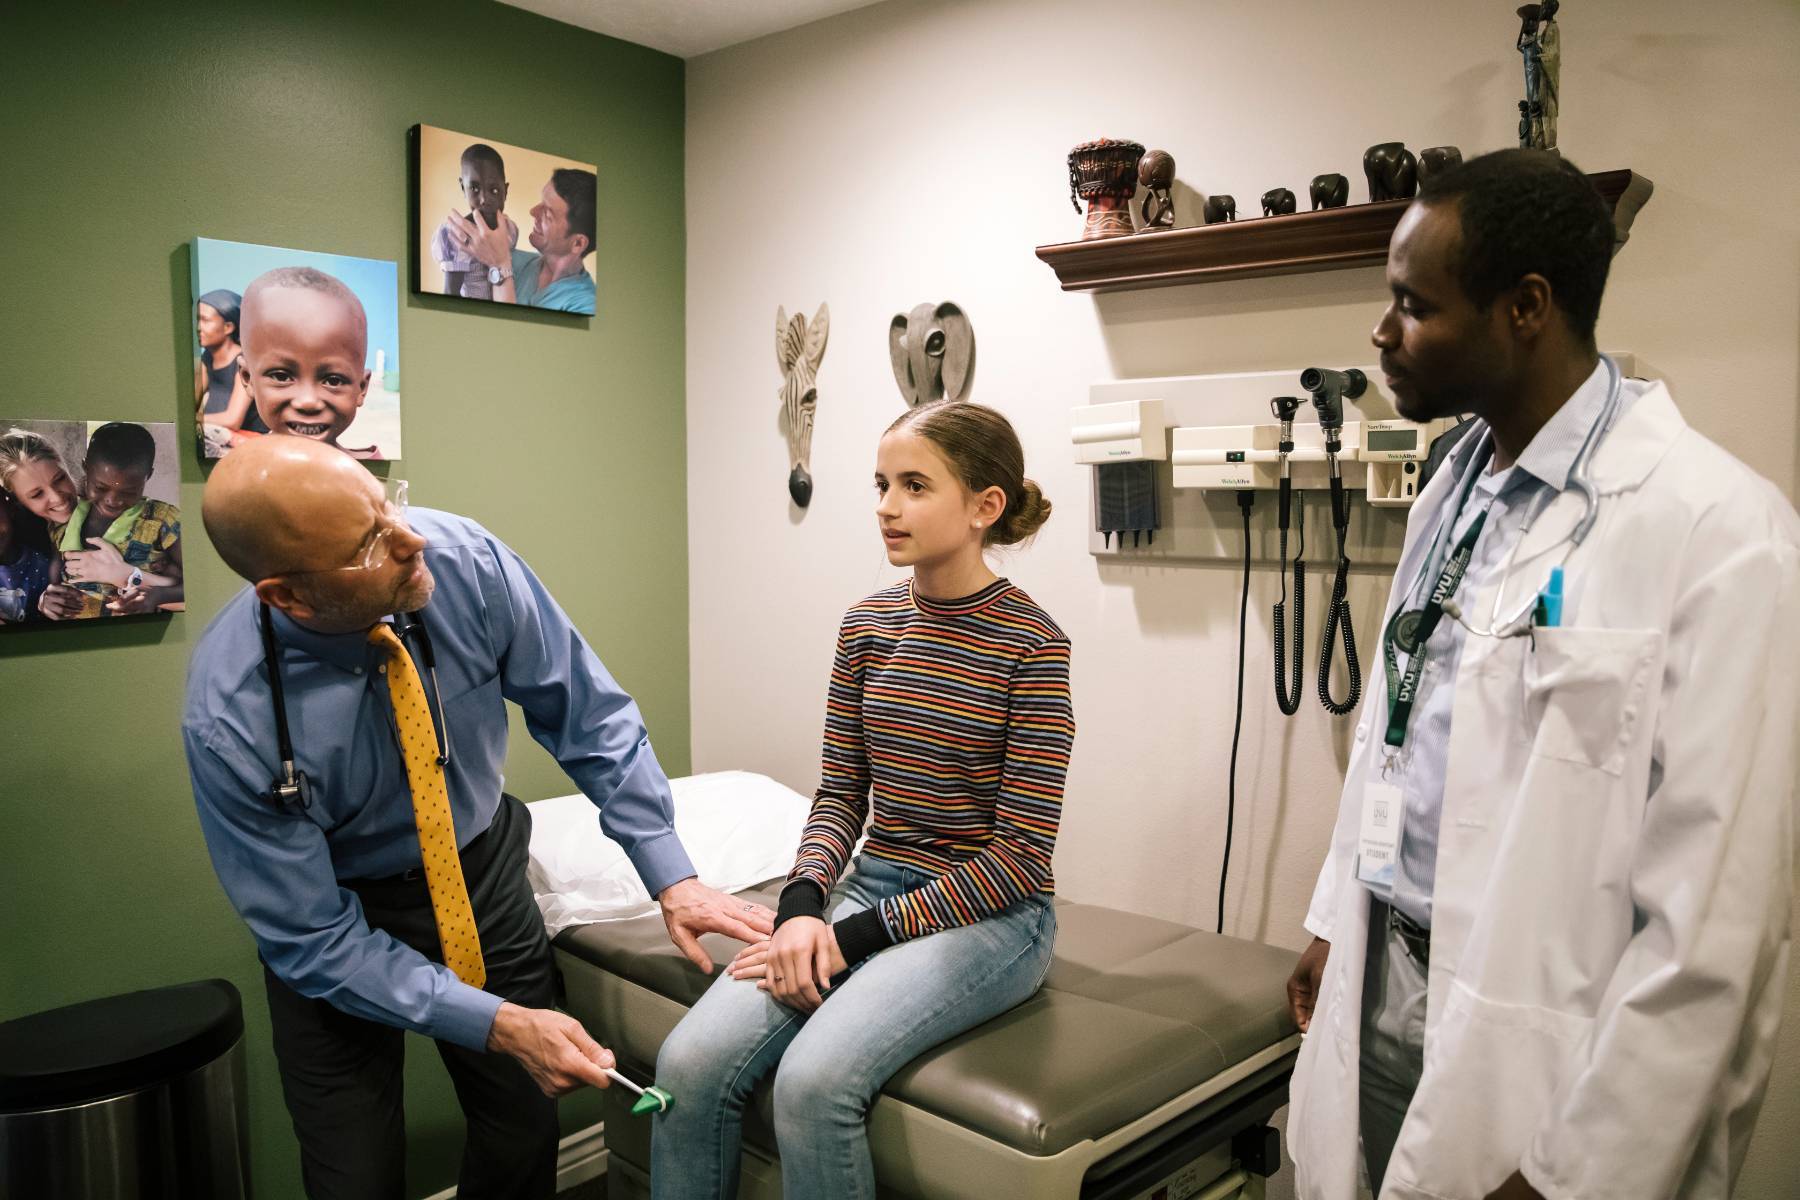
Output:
[0, 978, 243, 1111]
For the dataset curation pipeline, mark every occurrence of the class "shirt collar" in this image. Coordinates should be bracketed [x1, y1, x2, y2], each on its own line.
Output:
[264, 604, 383, 673]
[1510, 358, 1611, 493]
[909, 576, 1013, 618]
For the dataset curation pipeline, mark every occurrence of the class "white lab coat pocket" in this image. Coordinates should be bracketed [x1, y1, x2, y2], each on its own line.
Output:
[1389, 981, 1594, 1198]
[1521, 627, 1661, 775]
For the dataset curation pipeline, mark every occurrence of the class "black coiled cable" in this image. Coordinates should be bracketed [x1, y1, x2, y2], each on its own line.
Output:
[1272, 489, 1305, 715]
[1317, 478, 1361, 715]
[1222, 490, 1254, 935]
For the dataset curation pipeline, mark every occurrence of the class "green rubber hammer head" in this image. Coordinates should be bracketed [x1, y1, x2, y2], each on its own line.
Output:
[631, 1086, 675, 1116]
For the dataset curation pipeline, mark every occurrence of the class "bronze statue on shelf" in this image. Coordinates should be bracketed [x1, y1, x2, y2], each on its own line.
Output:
[1203, 194, 1237, 224]
[775, 303, 829, 508]
[1363, 142, 1418, 201]
[1417, 146, 1463, 185]
[1309, 173, 1349, 209]
[1517, 1, 1561, 149]
[1067, 138, 1145, 240]
[1137, 149, 1177, 232]
[1261, 188, 1297, 216]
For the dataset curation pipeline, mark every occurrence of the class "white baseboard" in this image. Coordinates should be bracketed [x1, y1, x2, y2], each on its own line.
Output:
[420, 1122, 607, 1199]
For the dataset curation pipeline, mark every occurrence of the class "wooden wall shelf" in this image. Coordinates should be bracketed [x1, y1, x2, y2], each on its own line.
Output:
[1035, 169, 1653, 293]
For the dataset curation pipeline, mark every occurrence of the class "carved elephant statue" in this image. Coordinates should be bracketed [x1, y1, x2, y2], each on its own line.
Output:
[1309, 173, 1349, 209]
[889, 301, 975, 409]
[1261, 187, 1297, 217]
[776, 303, 829, 508]
[1202, 194, 1237, 224]
[1363, 142, 1418, 202]
[1417, 145, 1463, 185]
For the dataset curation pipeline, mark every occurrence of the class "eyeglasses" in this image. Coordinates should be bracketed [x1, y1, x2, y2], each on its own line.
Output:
[283, 479, 411, 576]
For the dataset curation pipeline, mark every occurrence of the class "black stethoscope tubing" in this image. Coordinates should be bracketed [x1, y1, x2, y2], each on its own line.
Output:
[259, 604, 452, 812]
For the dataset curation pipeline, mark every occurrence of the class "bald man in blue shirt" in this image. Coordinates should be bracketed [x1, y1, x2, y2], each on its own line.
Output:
[185, 436, 768, 1199]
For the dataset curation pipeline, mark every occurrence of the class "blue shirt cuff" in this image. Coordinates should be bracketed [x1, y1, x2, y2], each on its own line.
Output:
[630, 831, 698, 899]
[432, 979, 506, 1052]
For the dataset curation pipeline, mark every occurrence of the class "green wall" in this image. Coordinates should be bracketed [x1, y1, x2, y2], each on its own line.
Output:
[0, 2, 687, 1195]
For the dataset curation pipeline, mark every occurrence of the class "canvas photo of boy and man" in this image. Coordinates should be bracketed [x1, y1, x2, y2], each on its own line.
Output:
[412, 124, 598, 316]
[0, 420, 182, 624]
[193, 237, 403, 461]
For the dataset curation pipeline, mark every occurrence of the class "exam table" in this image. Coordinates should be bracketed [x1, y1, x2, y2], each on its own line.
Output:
[553, 880, 1302, 1199]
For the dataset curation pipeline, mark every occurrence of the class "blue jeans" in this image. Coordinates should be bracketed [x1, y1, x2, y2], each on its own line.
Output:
[650, 854, 1057, 1200]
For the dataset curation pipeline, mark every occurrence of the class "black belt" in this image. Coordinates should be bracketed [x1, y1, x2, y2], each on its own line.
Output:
[1389, 905, 1431, 967]
[344, 794, 516, 892]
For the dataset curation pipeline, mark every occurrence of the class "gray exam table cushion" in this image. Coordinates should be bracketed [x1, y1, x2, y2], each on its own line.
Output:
[554, 880, 1300, 1159]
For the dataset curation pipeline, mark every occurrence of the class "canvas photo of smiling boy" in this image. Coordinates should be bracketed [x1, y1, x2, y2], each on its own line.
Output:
[192, 237, 402, 462]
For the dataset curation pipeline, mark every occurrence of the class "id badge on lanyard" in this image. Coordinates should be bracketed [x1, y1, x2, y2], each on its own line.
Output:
[1357, 780, 1404, 886]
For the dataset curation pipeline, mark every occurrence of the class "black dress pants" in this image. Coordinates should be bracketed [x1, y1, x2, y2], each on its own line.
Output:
[263, 794, 560, 1200]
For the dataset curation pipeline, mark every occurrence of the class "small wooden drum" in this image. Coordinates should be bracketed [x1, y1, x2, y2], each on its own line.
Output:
[1068, 138, 1145, 240]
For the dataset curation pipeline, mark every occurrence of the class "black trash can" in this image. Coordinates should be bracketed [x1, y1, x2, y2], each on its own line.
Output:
[0, 978, 251, 1199]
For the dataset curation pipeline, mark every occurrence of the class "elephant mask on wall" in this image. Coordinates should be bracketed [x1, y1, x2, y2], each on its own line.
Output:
[1363, 142, 1419, 202]
[777, 303, 829, 507]
[889, 301, 975, 408]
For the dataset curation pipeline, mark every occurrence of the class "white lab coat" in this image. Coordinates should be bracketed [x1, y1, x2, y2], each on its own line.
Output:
[1289, 380, 1800, 1199]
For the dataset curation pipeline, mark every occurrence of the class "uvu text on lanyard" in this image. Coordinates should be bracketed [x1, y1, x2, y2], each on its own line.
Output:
[1381, 455, 1493, 753]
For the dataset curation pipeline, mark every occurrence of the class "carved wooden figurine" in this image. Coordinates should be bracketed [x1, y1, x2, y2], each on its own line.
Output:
[1363, 142, 1419, 201]
[1417, 145, 1464, 185]
[1517, 1, 1560, 149]
[1137, 149, 1177, 231]
[776, 303, 829, 507]
[1203, 194, 1237, 224]
[1261, 187, 1297, 217]
[1310, 173, 1349, 209]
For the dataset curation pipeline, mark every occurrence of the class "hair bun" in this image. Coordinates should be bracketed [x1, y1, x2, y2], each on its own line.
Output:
[995, 478, 1051, 546]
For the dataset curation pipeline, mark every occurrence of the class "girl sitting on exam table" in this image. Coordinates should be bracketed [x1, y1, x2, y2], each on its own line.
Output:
[651, 400, 1074, 1200]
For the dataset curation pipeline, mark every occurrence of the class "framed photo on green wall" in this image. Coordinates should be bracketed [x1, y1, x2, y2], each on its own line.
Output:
[410, 124, 598, 316]
[192, 237, 403, 462]
[0, 419, 183, 625]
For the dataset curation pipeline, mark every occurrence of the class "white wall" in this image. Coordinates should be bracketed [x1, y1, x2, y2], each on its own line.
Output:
[685, 1, 1800, 1194]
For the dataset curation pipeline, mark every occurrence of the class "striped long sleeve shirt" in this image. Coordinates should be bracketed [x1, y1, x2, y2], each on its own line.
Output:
[777, 577, 1074, 966]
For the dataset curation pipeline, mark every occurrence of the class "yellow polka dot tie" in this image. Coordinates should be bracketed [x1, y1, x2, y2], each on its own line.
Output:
[368, 623, 486, 989]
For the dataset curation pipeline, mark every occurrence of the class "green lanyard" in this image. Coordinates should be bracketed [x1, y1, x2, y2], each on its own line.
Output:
[1381, 511, 1491, 749]
[1381, 447, 1497, 752]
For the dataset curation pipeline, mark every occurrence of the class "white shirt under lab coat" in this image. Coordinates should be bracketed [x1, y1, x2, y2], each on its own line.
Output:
[1288, 376, 1800, 1200]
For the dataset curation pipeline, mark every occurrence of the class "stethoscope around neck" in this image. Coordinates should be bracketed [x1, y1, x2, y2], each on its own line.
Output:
[257, 603, 453, 812]
[1432, 353, 1626, 640]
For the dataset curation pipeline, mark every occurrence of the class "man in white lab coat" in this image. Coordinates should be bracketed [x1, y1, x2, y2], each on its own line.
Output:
[1285, 149, 1800, 1199]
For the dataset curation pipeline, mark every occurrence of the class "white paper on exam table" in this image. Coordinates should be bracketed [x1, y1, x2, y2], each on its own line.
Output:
[526, 770, 811, 935]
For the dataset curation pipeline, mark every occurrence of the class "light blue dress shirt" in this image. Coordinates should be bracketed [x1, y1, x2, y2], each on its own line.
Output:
[1365, 361, 1628, 928]
[510, 249, 595, 314]
[182, 508, 694, 1049]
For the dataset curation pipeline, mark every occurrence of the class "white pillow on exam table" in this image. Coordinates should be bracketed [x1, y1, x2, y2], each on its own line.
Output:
[526, 770, 810, 936]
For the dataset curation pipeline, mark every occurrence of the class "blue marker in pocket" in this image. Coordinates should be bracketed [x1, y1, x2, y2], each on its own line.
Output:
[1536, 567, 1564, 628]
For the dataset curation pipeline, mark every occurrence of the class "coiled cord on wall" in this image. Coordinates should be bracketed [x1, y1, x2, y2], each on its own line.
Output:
[1317, 477, 1362, 715]
[1221, 490, 1255, 935]
[1272, 490, 1305, 716]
